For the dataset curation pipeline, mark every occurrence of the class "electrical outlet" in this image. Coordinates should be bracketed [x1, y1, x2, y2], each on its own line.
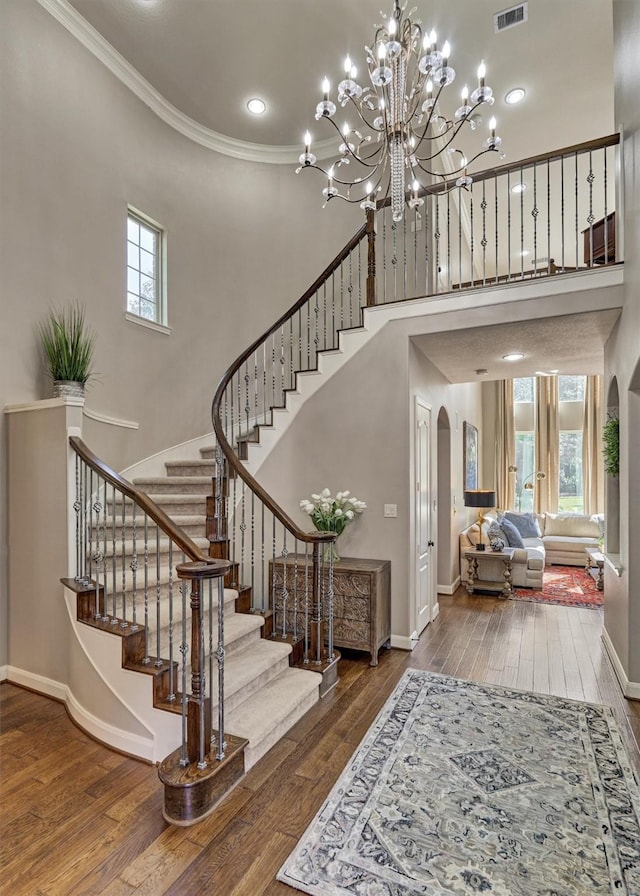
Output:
[384, 504, 398, 518]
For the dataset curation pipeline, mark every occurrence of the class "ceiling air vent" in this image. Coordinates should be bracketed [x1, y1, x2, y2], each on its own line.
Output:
[494, 3, 528, 33]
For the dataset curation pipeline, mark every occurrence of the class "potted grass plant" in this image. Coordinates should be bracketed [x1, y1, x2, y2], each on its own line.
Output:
[40, 303, 95, 398]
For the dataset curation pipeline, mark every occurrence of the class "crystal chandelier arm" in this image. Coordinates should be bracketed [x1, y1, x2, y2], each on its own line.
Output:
[412, 101, 489, 166]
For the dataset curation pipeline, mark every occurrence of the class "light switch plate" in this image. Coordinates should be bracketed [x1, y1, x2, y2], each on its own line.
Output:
[384, 504, 398, 518]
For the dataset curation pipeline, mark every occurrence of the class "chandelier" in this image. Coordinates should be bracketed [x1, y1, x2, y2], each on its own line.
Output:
[297, 0, 504, 222]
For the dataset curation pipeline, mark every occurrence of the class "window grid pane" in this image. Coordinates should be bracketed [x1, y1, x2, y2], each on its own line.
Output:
[559, 431, 584, 512]
[126, 212, 163, 324]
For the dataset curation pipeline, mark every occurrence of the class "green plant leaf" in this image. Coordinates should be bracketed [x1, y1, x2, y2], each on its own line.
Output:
[39, 302, 95, 384]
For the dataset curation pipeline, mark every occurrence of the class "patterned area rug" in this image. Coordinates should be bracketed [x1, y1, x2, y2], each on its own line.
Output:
[278, 670, 640, 896]
[512, 565, 602, 608]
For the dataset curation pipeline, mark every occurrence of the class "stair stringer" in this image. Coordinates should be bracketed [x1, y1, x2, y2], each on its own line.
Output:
[63, 586, 180, 763]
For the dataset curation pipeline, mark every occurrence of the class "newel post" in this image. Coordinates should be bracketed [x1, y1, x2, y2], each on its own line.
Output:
[176, 561, 217, 765]
[366, 207, 377, 307]
[160, 557, 251, 827]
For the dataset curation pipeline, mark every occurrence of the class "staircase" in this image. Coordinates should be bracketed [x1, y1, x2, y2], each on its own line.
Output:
[129, 450, 321, 771]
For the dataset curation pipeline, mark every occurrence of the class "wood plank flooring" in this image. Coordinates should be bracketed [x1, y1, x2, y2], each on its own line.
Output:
[2, 590, 640, 896]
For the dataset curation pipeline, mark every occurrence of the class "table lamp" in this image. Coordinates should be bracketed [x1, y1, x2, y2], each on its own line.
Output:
[464, 489, 496, 551]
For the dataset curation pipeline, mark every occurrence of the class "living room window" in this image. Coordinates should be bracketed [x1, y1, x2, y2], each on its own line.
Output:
[126, 209, 166, 328]
[514, 377, 536, 510]
[558, 375, 586, 512]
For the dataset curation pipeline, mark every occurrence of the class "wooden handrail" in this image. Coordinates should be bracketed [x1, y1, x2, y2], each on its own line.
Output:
[211, 226, 370, 545]
[69, 435, 225, 564]
[378, 132, 621, 207]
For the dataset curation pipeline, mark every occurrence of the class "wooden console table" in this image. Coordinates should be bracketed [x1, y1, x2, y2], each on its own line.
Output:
[269, 556, 391, 666]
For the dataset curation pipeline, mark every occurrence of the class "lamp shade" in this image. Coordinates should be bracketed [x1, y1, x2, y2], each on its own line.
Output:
[464, 489, 496, 509]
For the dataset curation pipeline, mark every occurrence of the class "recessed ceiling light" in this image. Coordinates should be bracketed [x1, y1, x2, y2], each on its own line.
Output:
[505, 87, 526, 105]
[511, 182, 526, 194]
[503, 352, 525, 362]
[247, 98, 267, 115]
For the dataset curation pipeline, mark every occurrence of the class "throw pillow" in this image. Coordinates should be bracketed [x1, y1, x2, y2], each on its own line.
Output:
[499, 517, 525, 549]
[503, 511, 541, 538]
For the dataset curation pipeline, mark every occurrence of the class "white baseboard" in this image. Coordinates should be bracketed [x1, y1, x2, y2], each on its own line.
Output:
[0, 664, 10, 683]
[601, 629, 640, 700]
[390, 633, 419, 651]
[437, 576, 461, 596]
[4, 666, 156, 760]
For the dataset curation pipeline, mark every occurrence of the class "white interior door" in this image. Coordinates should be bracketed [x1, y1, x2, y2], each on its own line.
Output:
[415, 399, 434, 635]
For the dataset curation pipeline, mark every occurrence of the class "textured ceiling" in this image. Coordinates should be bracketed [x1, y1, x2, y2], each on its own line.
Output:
[411, 310, 621, 383]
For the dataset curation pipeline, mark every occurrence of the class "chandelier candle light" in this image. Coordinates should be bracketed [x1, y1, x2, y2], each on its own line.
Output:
[300, 489, 367, 561]
[297, 0, 504, 222]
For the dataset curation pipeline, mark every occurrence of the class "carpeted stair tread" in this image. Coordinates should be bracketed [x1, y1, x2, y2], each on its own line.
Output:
[132, 476, 214, 495]
[165, 460, 217, 476]
[206, 639, 294, 717]
[157, 609, 263, 660]
[226, 666, 321, 769]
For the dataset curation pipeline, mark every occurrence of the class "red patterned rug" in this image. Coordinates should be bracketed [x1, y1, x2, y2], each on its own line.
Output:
[512, 565, 603, 608]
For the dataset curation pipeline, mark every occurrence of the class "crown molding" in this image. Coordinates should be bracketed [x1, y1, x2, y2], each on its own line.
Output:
[36, 0, 337, 164]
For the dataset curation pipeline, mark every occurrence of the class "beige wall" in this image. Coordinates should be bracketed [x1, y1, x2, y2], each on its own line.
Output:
[256, 320, 481, 641]
[0, 0, 360, 667]
[604, 0, 640, 682]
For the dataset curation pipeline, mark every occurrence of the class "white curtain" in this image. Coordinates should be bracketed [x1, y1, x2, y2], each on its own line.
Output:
[494, 379, 515, 510]
[583, 374, 604, 514]
[535, 376, 559, 513]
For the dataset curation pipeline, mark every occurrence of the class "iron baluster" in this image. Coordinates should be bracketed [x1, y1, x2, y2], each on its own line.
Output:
[73, 454, 82, 581]
[111, 484, 118, 623]
[130, 503, 138, 630]
[142, 514, 149, 662]
[575, 152, 579, 267]
[168, 542, 175, 700]
[532, 161, 538, 266]
[481, 179, 487, 285]
[101, 480, 109, 622]
[494, 173, 499, 284]
[446, 189, 451, 292]
[120, 488, 127, 627]
[587, 149, 595, 265]
[547, 158, 551, 272]
[280, 532, 289, 640]
[507, 170, 512, 281]
[155, 523, 162, 665]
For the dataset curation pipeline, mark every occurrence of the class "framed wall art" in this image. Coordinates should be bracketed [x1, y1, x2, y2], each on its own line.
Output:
[463, 421, 478, 491]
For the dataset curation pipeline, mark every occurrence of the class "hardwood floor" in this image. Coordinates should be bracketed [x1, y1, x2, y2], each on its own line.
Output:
[2, 590, 640, 896]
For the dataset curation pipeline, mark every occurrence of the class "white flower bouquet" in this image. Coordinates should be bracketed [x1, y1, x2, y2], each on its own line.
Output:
[300, 488, 367, 538]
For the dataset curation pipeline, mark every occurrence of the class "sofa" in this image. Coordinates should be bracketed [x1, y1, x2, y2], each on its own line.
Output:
[459, 511, 604, 590]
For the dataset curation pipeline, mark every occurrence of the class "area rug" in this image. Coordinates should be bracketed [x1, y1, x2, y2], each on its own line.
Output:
[512, 565, 603, 608]
[278, 669, 640, 896]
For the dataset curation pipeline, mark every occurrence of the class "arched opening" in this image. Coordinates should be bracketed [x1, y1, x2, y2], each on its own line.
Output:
[437, 407, 453, 590]
[605, 376, 620, 555]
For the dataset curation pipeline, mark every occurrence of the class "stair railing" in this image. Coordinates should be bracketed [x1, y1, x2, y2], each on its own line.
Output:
[374, 133, 620, 303]
[211, 226, 381, 679]
[68, 436, 236, 825]
[212, 134, 620, 681]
